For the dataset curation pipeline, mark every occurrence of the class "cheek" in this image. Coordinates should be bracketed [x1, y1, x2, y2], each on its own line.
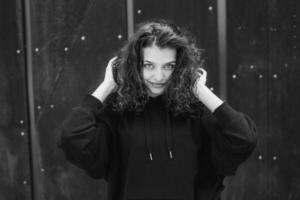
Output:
[165, 71, 173, 80]
[142, 69, 151, 80]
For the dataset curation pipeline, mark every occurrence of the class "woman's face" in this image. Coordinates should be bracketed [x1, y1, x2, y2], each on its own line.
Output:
[142, 44, 176, 97]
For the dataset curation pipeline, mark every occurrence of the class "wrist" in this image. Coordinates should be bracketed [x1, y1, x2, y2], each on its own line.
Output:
[102, 80, 116, 91]
[195, 84, 208, 99]
[195, 85, 223, 112]
[92, 81, 115, 102]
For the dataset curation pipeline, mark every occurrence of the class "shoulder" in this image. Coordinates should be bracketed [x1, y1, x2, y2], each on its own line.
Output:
[97, 100, 122, 126]
[81, 93, 122, 129]
[170, 101, 205, 120]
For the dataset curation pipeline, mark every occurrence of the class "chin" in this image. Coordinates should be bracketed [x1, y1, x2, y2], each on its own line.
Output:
[148, 88, 165, 97]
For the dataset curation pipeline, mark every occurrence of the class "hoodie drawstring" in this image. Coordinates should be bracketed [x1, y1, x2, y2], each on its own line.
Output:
[144, 108, 154, 161]
[144, 105, 174, 161]
[165, 112, 174, 160]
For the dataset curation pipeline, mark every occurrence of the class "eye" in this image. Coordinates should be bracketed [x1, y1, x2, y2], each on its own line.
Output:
[143, 63, 154, 70]
[164, 63, 175, 71]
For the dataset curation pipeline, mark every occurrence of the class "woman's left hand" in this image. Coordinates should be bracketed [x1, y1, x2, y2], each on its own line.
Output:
[193, 68, 207, 95]
[193, 68, 224, 111]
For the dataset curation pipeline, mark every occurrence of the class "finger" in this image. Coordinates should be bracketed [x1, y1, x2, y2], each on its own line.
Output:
[196, 68, 203, 75]
[108, 56, 118, 65]
[110, 56, 118, 61]
[196, 68, 205, 77]
[198, 68, 207, 78]
[197, 69, 207, 85]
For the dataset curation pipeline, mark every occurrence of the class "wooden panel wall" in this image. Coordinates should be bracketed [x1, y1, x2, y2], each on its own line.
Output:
[223, 0, 299, 199]
[10, 0, 126, 200]
[0, 0, 299, 199]
[0, 1, 32, 200]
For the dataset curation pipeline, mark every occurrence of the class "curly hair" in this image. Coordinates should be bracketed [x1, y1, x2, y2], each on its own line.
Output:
[107, 19, 205, 116]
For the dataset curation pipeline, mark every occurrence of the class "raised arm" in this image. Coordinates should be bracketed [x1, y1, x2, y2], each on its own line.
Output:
[57, 95, 114, 179]
[193, 68, 258, 175]
[57, 57, 118, 179]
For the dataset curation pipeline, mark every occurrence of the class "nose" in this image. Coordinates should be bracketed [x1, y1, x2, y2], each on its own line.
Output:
[153, 68, 165, 82]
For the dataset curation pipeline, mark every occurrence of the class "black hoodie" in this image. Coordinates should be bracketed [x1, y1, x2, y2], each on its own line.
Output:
[58, 94, 257, 200]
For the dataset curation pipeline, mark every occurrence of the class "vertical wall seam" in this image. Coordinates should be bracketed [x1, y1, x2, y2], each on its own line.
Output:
[22, 0, 41, 200]
[217, 0, 227, 99]
[127, 0, 134, 38]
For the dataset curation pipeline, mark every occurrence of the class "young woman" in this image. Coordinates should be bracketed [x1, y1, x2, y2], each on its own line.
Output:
[58, 19, 258, 200]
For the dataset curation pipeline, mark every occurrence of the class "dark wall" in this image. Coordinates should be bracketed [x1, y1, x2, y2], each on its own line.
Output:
[0, 0, 126, 200]
[0, 0, 299, 200]
[29, 0, 127, 199]
[0, 1, 32, 200]
[223, 0, 299, 199]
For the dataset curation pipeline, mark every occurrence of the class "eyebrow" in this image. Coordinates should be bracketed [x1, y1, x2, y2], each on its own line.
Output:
[143, 60, 176, 64]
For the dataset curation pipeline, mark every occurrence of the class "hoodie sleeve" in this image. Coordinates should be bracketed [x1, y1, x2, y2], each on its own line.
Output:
[199, 102, 258, 176]
[57, 94, 114, 180]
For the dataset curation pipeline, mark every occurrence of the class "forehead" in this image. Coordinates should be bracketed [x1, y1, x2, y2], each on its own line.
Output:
[142, 44, 176, 63]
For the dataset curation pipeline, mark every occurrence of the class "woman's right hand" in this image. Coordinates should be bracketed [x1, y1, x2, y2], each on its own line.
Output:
[92, 57, 118, 102]
[103, 56, 118, 89]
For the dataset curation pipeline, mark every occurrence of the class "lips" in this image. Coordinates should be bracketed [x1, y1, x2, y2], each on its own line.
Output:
[148, 81, 165, 88]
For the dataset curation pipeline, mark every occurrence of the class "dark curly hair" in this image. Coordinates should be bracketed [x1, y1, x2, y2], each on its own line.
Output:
[107, 19, 205, 116]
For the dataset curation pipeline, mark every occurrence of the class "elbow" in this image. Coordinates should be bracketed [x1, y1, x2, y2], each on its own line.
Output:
[225, 116, 258, 154]
[248, 131, 258, 150]
[241, 122, 258, 151]
[232, 116, 258, 155]
[243, 114, 258, 150]
[243, 135, 257, 155]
